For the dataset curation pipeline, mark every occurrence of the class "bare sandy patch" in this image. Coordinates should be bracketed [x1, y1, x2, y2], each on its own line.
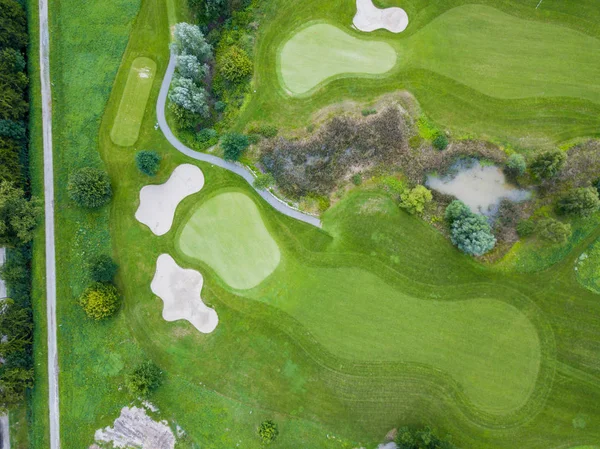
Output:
[135, 164, 204, 236]
[151, 254, 218, 334]
[94, 406, 175, 449]
[353, 0, 409, 33]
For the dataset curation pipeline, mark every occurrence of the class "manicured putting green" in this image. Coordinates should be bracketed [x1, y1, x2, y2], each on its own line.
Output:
[255, 264, 541, 413]
[279, 23, 396, 95]
[178, 192, 281, 290]
[406, 5, 600, 104]
[110, 56, 156, 146]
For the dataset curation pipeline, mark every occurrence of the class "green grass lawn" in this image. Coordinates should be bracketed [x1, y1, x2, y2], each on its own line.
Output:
[110, 56, 157, 146]
[177, 191, 281, 290]
[279, 23, 396, 95]
[40, 0, 600, 447]
[238, 0, 600, 147]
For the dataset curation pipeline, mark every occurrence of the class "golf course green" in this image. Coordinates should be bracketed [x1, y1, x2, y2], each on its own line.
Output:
[110, 56, 156, 146]
[279, 23, 396, 95]
[177, 191, 281, 290]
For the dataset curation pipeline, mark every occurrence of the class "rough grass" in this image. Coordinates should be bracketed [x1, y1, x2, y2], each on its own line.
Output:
[177, 191, 281, 290]
[279, 23, 396, 95]
[238, 0, 600, 147]
[110, 56, 157, 147]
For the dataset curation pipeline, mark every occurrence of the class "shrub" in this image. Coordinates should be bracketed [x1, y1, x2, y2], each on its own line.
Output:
[537, 218, 571, 244]
[135, 150, 161, 176]
[395, 426, 458, 449]
[169, 75, 210, 117]
[557, 187, 600, 217]
[67, 167, 112, 209]
[176, 54, 208, 83]
[0, 181, 42, 245]
[221, 132, 249, 161]
[258, 420, 278, 444]
[505, 153, 526, 177]
[171, 23, 212, 62]
[78, 283, 120, 320]
[126, 361, 163, 397]
[399, 185, 432, 215]
[530, 150, 566, 180]
[516, 219, 535, 237]
[88, 254, 118, 283]
[432, 133, 448, 150]
[197, 128, 217, 143]
[253, 173, 274, 189]
[361, 108, 377, 116]
[247, 123, 278, 138]
[444, 200, 471, 224]
[450, 213, 496, 256]
[351, 173, 362, 186]
[169, 103, 202, 130]
[214, 100, 226, 112]
[217, 46, 253, 83]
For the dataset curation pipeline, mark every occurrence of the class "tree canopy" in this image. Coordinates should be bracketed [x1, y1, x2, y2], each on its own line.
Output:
[135, 150, 161, 176]
[126, 361, 163, 397]
[557, 187, 600, 217]
[530, 150, 566, 180]
[399, 185, 432, 215]
[0, 181, 42, 246]
[67, 167, 112, 208]
[168, 75, 210, 117]
[79, 283, 120, 320]
[221, 132, 249, 161]
[171, 23, 212, 62]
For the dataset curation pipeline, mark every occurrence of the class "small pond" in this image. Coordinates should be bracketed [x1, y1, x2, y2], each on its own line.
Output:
[426, 160, 531, 215]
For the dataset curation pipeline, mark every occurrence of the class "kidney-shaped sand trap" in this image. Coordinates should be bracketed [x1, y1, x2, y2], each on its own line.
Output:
[135, 164, 204, 236]
[151, 254, 218, 333]
[353, 0, 409, 33]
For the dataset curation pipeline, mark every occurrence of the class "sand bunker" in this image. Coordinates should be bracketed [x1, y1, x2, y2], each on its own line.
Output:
[151, 254, 218, 334]
[135, 164, 204, 236]
[94, 406, 175, 449]
[353, 0, 409, 33]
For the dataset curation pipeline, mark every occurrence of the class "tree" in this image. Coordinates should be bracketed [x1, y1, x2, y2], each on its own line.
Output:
[432, 133, 448, 151]
[399, 185, 432, 215]
[217, 46, 253, 83]
[135, 150, 161, 176]
[258, 420, 279, 444]
[557, 187, 600, 217]
[176, 54, 208, 83]
[444, 200, 471, 224]
[0, 367, 33, 413]
[168, 75, 210, 117]
[0, 298, 32, 360]
[126, 361, 163, 397]
[516, 219, 535, 237]
[505, 154, 526, 177]
[0, 0, 27, 50]
[253, 173, 274, 189]
[171, 23, 212, 62]
[0, 181, 42, 245]
[395, 426, 458, 449]
[79, 283, 120, 320]
[88, 254, 118, 283]
[67, 167, 112, 208]
[529, 150, 566, 180]
[537, 218, 571, 244]
[450, 213, 496, 256]
[221, 133, 249, 161]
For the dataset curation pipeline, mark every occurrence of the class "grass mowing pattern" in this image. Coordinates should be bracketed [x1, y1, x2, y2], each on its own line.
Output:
[178, 191, 281, 290]
[110, 57, 157, 146]
[279, 23, 396, 95]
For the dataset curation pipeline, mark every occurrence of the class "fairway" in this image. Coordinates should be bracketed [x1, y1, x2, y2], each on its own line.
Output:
[110, 56, 156, 146]
[177, 192, 281, 290]
[279, 23, 396, 95]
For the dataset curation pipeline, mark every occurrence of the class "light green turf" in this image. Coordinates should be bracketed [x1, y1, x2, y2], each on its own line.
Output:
[279, 23, 396, 95]
[405, 5, 600, 103]
[110, 56, 156, 146]
[177, 192, 281, 290]
[254, 264, 541, 413]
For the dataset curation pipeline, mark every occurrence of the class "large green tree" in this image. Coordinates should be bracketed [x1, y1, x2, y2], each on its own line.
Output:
[0, 181, 41, 245]
[557, 187, 600, 216]
[530, 150, 566, 180]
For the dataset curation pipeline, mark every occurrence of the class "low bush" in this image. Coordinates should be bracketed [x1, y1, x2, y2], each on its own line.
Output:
[67, 167, 112, 208]
[361, 108, 377, 116]
[399, 185, 432, 215]
[135, 150, 161, 176]
[247, 123, 278, 138]
[445, 200, 471, 224]
[537, 218, 571, 244]
[197, 128, 218, 143]
[395, 426, 458, 449]
[505, 153, 526, 177]
[253, 173, 274, 189]
[221, 132, 249, 161]
[88, 254, 118, 283]
[516, 219, 535, 237]
[557, 187, 600, 217]
[530, 149, 566, 180]
[351, 173, 362, 186]
[78, 283, 120, 320]
[432, 133, 448, 151]
[126, 361, 163, 398]
[258, 420, 278, 444]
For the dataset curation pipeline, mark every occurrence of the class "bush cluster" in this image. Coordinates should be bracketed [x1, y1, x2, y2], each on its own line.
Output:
[67, 167, 112, 208]
[126, 361, 163, 397]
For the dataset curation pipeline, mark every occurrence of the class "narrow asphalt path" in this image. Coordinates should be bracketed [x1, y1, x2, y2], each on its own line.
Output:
[0, 248, 10, 449]
[157, 50, 322, 228]
[38, 0, 60, 446]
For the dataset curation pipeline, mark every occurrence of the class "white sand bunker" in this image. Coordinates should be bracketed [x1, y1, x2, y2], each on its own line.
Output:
[94, 406, 175, 449]
[151, 254, 218, 334]
[353, 0, 409, 33]
[135, 164, 204, 236]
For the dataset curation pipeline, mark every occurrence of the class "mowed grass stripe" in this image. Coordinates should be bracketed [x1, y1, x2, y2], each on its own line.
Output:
[279, 23, 396, 95]
[177, 192, 281, 290]
[110, 56, 156, 146]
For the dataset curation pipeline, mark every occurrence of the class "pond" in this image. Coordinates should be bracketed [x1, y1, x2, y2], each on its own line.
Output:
[426, 160, 531, 215]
